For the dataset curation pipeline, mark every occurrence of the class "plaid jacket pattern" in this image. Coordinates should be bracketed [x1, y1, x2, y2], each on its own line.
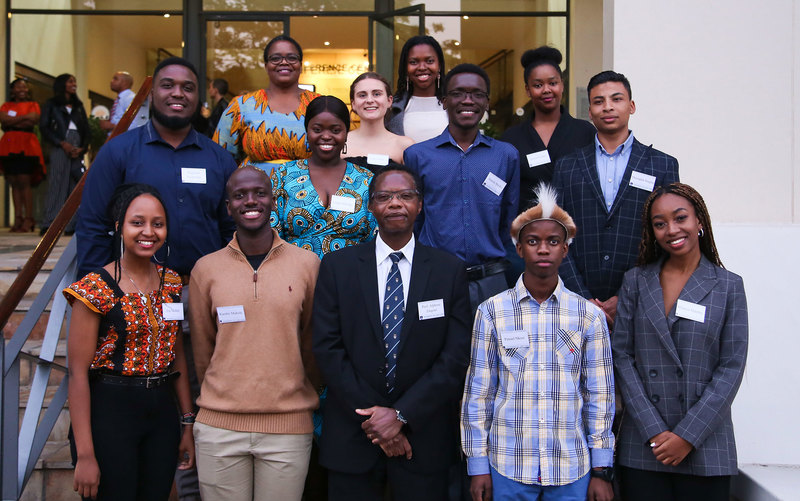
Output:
[612, 257, 748, 475]
[552, 139, 679, 300]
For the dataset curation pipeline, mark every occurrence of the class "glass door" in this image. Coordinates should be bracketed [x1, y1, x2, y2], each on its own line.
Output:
[202, 16, 288, 103]
[368, 5, 425, 86]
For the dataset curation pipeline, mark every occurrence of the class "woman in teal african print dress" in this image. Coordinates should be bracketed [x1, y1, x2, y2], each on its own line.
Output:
[270, 95, 376, 258]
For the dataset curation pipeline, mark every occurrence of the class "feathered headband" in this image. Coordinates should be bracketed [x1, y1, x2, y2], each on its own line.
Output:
[510, 184, 577, 245]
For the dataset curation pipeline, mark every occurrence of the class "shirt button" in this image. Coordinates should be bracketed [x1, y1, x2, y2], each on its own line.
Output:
[539, 364, 545, 370]
[539, 418, 544, 423]
[603, 255, 610, 261]
[607, 178, 612, 183]
[178, 198, 184, 203]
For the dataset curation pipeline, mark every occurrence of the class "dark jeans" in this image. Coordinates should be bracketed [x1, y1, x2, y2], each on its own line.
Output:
[617, 465, 731, 501]
[69, 379, 180, 501]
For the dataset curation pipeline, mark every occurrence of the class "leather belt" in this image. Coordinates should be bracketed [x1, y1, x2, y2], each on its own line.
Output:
[465, 259, 508, 281]
[90, 371, 178, 389]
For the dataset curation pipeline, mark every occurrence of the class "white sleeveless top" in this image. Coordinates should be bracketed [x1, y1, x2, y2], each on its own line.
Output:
[403, 96, 448, 143]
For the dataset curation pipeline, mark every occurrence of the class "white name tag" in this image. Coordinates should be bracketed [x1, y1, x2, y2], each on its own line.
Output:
[181, 168, 207, 184]
[482, 172, 507, 196]
[162, 303, 184, 321]
[7, 110, 17, 117]
[418, 299, 445, 320]
[500, 330, 529, 349]
[329, 195, 356, 213]
[675, 299, 706, 323]
[217, 305, 246, 324]
[527, 150, 551, 168]
[367, 153, 390, 166]
[629, 171, 656, 192]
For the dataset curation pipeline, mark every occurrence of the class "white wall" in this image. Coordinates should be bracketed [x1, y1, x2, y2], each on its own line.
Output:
[608, 0, 797, 224]
[608, 0, 800, 466]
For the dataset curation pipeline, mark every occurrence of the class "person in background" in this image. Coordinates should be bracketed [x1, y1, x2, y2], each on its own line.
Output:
[553, 70, 679, 328]
[39, 73, 89, 236]
[214, 35, 319, 173]
[271, 95, 377, 256]
[461, 184, 614, 501]
[201, 78, 229, 137]
[344, 72, 414, 170]
[65, 184, 194, 501]
[501, 46, 596, 286]
[313, 163, 471, 501]
[99, 71, 144, 134]
[0, 78, 45, 232]
[190, 166, 320, 501]
[404, 64, 519, 312]
[385, 36, 448, 143]
[612, 183, 748, 501]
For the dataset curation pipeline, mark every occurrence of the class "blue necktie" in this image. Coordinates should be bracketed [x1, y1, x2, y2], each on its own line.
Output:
[382, 252, 404, 393]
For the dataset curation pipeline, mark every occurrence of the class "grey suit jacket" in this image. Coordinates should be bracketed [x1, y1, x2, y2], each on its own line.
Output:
[612, 256, 748, 475]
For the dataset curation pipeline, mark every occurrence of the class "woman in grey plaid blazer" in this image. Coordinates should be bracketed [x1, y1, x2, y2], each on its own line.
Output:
[612, 183, 748, 501]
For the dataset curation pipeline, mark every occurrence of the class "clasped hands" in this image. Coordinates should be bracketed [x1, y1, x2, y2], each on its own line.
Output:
[356, 406, 412, 460]
[649, 430, 693, 466]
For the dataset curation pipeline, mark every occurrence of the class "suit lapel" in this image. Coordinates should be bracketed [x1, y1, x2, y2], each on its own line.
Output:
[357, 242, 383, 346]
[609, 139, 650, 217]
[579, 145, 607, 212]
[397, 245, 432, 356]
[640, 261, 683, 366]
[669, 256, 717, 329]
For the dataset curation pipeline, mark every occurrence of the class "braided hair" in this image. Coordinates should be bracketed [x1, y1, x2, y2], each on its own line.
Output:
[107, 183, 170, 293]
[637, 182, 723, 267]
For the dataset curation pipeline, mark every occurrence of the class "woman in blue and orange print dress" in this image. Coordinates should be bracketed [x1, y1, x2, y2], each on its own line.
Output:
[214, 35, 319, 174]
[64, 184, 194, 501]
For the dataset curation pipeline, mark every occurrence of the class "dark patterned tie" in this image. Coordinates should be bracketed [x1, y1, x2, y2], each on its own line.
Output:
[382, 252, 404, 393]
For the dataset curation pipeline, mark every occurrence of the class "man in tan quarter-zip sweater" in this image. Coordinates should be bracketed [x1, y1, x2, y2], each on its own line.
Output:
[189, 166, 321, 501]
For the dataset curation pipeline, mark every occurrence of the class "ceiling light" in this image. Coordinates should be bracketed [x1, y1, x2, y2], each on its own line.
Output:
[454, 41, 461, 46]
[463, 16, 469, 20]
[164, 13, 170, 18]
[324, 41, 331, 46]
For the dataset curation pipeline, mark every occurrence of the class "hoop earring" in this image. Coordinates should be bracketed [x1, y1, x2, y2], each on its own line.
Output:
[406, 76, 410, 92]
[698, 228, 704, 238]
[119, 239, 124, 260]
[436, 73, 441, 89]
[342, 143, 347, 154]
[166, 245, 170, 257]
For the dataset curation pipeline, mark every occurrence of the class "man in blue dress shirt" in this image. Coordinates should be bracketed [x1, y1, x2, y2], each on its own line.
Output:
[404, 64, 520, 311]
[76, 57, 237, 278]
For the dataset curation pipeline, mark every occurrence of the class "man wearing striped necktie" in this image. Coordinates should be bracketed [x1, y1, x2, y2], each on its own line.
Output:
[313, 163, 472, 501]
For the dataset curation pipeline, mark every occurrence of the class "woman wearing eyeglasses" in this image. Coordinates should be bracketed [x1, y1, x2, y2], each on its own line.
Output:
[214, 35, 319, 174]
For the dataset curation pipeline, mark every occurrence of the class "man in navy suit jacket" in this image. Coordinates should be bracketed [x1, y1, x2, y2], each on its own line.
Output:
[553, 71, 679, 326]
[313, 164, 471, 501]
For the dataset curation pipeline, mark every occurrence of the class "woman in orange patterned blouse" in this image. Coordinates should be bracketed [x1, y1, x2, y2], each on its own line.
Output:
[214, 35, 320, 174]
[64, 184, 194, 500]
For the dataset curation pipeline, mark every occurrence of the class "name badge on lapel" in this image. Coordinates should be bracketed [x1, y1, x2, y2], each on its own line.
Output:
[527, 150, 551, 168]
[217, 305, 246, 324]
[629, 171, 656, 192]
[181, 168, 207, 184]
[500, 330, 528, 349]
[329, 195, 356, 213]
[162, 303, 184, 321]
[675, 299, 705, 323]
[482, 172, 507, 196]
[418, 299, 445, 320]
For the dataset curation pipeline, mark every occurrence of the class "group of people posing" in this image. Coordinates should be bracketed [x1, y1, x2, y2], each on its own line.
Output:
[61, 33, 748, 501]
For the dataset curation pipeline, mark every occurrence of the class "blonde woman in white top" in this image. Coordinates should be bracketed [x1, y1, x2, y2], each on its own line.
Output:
[344, 72, 414, 169]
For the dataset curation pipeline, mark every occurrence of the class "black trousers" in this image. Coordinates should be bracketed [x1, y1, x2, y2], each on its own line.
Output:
[617, 465, 731, 501]
[328, 458, 448, 501]
[70, 379, 180, 501]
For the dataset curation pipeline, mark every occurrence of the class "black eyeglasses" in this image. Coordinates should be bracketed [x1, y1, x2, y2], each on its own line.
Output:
[446, 90, 489, 101]
[267, 54, 301, 65]
[370, 190, 420, 204]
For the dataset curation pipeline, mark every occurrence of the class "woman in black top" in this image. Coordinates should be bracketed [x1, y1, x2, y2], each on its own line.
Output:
[501, 46, 595, 212]
[39, 73, 90, 235]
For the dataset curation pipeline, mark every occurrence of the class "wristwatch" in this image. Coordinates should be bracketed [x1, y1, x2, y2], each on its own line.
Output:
[395, 409, 408, 425]
[590, 467, 615, 483]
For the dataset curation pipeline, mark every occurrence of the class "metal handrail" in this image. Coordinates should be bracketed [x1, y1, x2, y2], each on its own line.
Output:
[0, 77, 152, 500]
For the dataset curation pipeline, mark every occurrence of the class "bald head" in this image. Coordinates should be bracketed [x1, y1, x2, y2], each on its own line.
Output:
[111, 71, 133, 93]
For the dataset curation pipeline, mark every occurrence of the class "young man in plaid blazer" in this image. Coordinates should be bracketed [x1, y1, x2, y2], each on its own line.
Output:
[552, 71, 679, 328]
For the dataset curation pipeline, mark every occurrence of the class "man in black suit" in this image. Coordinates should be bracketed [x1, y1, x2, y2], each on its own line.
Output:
[553, 71, 679, 327]
[312, 163, 472, 501]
